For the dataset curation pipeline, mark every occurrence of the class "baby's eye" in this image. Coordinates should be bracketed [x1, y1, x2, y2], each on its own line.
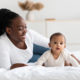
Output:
[60, 42, 63, 45]
[54, 42, 57, 44]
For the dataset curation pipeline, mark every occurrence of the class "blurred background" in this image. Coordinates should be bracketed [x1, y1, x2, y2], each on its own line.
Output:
[0, 0, 80, 51]
[0, 0, 80, 20]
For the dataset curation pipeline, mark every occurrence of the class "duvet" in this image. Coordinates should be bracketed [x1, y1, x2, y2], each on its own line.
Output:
[0, 66, 80, 80]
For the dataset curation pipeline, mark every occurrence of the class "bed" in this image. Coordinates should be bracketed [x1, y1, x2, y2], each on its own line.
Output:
[0, 66, 80, 80]
[0, 46, 80, 80]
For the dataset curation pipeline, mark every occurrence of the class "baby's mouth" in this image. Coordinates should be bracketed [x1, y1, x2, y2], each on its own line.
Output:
[56, 48, 60, 50]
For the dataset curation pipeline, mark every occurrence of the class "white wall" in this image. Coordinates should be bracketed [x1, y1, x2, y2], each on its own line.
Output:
[0, 0, 56, 20]
[0, 0, 80, 51]
[46, 20, 80, 51]
[0, 0, 26, 19]
[0, 0, 80, 20]
[56, 0, 80, 20]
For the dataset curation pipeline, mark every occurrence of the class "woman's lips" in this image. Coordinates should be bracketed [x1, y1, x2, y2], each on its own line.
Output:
[21, 35, 26, 39]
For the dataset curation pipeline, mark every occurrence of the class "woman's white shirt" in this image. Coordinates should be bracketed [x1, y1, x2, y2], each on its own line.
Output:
[0, 29, 49, 69]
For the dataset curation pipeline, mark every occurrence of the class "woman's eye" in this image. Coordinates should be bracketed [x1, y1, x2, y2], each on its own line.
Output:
[18, 26, 27, 31]
[18, 27, 23, 30]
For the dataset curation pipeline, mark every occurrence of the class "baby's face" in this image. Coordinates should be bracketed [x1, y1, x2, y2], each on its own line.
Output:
[49, 35, 66, 54]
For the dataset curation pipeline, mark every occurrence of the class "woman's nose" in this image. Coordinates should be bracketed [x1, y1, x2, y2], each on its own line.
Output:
[23, 28, 27, 34]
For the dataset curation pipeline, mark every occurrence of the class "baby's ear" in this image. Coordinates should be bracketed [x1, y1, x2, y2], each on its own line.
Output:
[48, 43, 51, 47]
[64, 44, 66, 48]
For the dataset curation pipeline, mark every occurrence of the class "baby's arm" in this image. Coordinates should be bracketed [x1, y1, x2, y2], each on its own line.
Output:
[65, 53, 79, 67]
[64, 49, 80, 66]
[71, 54, 80, 64]
[36, 51, 49, 66]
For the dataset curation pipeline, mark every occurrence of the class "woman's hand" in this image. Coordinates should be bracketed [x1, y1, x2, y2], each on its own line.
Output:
[10, 63, 27, 69]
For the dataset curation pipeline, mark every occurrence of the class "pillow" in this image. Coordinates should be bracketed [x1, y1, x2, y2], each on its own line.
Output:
[29, 54, 41, 62]
[33, 44, 49, 55]
[29, 44, 49, 62]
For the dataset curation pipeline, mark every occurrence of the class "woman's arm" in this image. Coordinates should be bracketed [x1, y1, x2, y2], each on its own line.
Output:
[10, 63, 27, 69]
[28, 29, 49, 48]
[0, 47, 11, 69]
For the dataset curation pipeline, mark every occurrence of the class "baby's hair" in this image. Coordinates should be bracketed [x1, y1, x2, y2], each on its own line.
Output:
[50, 32, 66, 42]
[0, 8, 20, 36]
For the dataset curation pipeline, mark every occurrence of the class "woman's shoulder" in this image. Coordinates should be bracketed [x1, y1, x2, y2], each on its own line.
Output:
[26, 29, 33, 40]
[27, 29, 43, 39]
[0, 34, 6, 43]
[26, 29, 40, 42]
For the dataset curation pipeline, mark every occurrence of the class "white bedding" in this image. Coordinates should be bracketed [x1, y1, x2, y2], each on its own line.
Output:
[0, 51, 80, 80]
[0, 66, 80, 80]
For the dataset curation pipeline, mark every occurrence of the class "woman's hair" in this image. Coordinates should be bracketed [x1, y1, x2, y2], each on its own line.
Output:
[0, 8, 20, 36]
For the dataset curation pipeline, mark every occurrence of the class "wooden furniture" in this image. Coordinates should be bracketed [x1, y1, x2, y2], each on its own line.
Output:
[27, 19, 80, 51]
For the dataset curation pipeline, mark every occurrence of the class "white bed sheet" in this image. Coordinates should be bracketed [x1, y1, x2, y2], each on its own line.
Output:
[0, 66, 80, 80]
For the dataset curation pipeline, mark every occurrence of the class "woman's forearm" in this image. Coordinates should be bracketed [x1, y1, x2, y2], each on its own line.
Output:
[10, 63, 27, 69]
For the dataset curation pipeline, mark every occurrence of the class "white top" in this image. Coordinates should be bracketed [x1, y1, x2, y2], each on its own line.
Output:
[0, 29, 49, 69]
[36, 50, 79, 67]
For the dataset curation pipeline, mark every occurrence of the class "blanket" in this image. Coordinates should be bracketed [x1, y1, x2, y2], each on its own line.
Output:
[0, 66, 80, 80]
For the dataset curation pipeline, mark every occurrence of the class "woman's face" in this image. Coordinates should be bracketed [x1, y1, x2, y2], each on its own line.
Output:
[6, 16, 27, 43]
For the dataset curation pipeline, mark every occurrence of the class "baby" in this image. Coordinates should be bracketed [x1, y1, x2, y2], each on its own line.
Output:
[36, 32, 79, 67]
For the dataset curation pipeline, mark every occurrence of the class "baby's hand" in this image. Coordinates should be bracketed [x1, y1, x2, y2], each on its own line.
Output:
[65, 61, 72, 66]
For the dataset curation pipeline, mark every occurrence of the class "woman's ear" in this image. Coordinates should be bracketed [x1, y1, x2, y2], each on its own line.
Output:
[6, 27, 11, 35]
